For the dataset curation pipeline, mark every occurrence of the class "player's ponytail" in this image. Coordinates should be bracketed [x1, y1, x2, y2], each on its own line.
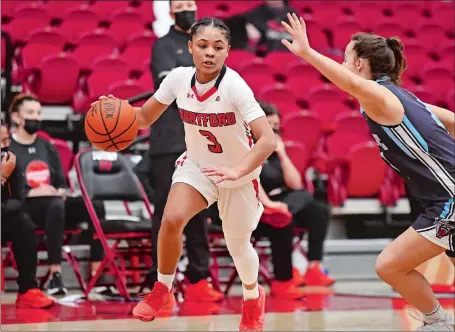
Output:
[385, 37, 407, 86]
[351, 32, 407, 86]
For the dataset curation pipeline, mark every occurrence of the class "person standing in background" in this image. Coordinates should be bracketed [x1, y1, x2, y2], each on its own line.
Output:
[143, 0, 223, 302]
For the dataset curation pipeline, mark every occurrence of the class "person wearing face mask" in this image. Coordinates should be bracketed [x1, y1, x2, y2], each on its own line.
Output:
[138, 0, 223, 302]
[8, 94, 107, 296]
[1, 120, 56, 308]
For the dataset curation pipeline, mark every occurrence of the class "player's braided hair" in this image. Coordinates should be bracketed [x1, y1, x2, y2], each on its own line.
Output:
[190, 17, 231, 45]
[351, 32, 407, 86]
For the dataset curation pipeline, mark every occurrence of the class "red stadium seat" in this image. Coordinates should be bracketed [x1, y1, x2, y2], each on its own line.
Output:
[90, 1, 132, 21]
[2, 1, 34, 18]
[225, 50, 257, 72]
[263, 51, 302, 72]
[325, 132, 387, 206]
[416, 22, 448, 50]
[332, 18, 362, 51]
[87, 55, 131, 102]
[26, 27, 66, 48]
[407, 85, 435, 106]
[351, 3, 385, 30]
[257, 84, 300, 117]
[107, 80, 145, 106]
[134, 1, 156, 23]
[421, 63, 455, 100]
[238, 59, 277, 94]
[9, 3, 51, 42]
[51, 138, 75, 182]
[281, 111, 324, 153]
[305, 22, 330, 51]
[447, 89, 454, 112]
[334, 111, 371, 137]
[305, 1, 347, 29]
[45, 1, 88, 19]
[24, 52, 81, 104]
[403, 43, 433, 78]
[120, 31, 156, 72]
[372, 21, 406, 39]
[391, 2, 426, 28]
[1, 38, 6, 71]
[306, 85, 353, 131]
[18, 42, 61, 77]
[108, 8, 146, 45]
[430, 2, 455, 30]
[285, 61, 322, 97]
[438, 40, 454, 63]
[138, 71, 154, 90]
[72, 29, 118, 70]
[60, 8, 101, 41]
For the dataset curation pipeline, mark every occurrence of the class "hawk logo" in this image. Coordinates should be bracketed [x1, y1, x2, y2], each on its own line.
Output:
[215, 96, 220, 101]
[187, 93, 194, 99]
[435, 217, 455, 238]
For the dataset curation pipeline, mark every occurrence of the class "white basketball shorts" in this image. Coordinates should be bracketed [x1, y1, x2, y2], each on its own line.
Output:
[171, 155, 264, 236]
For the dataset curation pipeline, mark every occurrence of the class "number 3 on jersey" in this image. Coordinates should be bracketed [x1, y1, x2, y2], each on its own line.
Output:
[199, 130, 223, 153]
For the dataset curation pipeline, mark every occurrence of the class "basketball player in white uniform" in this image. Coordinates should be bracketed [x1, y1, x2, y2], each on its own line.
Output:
[96, 17, 276, 331]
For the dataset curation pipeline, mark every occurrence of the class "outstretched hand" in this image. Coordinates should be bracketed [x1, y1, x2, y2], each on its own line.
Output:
[202, 167, 242, 185]
[281, 13, 311, 58]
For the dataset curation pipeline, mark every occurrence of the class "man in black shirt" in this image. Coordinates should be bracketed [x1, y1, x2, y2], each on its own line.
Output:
[1, 122, 55, 308]
[143, 0, 223, 301]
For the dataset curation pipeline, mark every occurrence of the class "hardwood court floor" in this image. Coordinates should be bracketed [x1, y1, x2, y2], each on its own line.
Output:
[2, 282, 454, 331]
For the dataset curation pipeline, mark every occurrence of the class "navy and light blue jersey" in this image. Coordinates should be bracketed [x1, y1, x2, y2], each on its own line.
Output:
[361, 77, 455, 209]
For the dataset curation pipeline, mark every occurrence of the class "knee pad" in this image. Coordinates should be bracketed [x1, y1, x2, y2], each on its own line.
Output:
[224, 233, 253, 258]
[446, 250, 455, 258]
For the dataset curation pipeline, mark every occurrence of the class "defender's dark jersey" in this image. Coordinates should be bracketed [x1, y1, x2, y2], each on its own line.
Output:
[361, 77, 455, 214]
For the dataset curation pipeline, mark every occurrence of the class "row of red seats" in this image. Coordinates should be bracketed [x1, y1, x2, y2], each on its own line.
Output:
[12, 28, 155, 75]
[282, 113, 401, 207]
[2, 1, 154, 44]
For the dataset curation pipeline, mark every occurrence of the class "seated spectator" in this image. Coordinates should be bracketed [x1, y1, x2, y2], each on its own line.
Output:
[8, 94, 105, 295]
[1, 122, 55, 308]
[245, 0, 296, 52]
[259, 101, 335, 286]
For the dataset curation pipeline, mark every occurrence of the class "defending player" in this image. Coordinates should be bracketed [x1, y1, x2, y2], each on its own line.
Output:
[281, 13, 455, 331]
[97, 18, 276, 331]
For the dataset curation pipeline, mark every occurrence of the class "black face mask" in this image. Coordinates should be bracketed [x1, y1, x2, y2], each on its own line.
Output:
[174, 11, 196, 31]
[24, 119, 41, 135]
[1, 147, 8, 159]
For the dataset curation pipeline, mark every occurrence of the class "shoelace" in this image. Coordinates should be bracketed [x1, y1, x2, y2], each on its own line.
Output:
[137, 290, 164, 301]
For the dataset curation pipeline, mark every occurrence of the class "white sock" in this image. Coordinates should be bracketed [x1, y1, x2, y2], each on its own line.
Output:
[423, 303, 447, 323]
[243, 284, 259, 300]
[157, 272, 175, 292]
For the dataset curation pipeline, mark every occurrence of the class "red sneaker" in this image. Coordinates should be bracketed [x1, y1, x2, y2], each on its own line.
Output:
[303, 266, 335, 287]
[132, 282, 176, 322]
[16, 289, 55, 308]
[292, 267, 305, 286]
[184, 280, 224, 302]
[239, 285, 266, 331]
[270, 280, 305, 300]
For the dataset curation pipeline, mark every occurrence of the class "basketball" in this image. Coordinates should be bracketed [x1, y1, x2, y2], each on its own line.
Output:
[84, 97, 139, 152]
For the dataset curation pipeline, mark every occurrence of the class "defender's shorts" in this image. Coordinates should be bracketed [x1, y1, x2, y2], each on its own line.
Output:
[172, 155, 264, 235]
[413, 200, 455, 251]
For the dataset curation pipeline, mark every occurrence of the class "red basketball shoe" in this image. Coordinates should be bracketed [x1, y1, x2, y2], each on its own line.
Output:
[132, 282, 176, 322]
[239, 285, 266, 331]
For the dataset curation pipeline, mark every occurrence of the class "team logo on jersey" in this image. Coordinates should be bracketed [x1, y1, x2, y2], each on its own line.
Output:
[435, 217, 455, 238]
[179, 108, 236, 128]
[187, 93, 194, 99]
[25, 160, 51, 188]
[215, 96, 220, 101]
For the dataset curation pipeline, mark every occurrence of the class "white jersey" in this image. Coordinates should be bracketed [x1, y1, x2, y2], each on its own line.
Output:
[154, 66, 265, 188]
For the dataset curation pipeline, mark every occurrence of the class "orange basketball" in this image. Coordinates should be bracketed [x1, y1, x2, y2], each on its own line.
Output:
[85, 97, 139, 152]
